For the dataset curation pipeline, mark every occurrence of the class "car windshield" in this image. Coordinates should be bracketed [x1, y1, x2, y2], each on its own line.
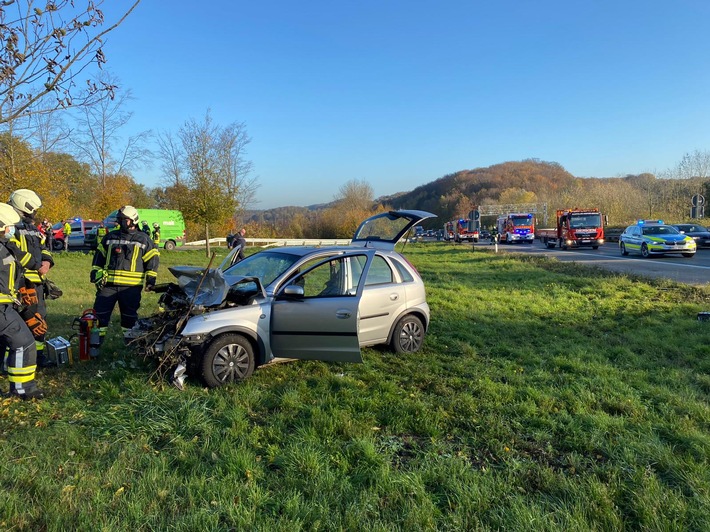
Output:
[224, 251, 301, 287]
[643, 226, 680, 236]
[569, 214, 601, 229]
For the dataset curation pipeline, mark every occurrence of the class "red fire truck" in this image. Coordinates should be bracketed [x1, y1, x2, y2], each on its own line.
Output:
[536, 208, 605, 249]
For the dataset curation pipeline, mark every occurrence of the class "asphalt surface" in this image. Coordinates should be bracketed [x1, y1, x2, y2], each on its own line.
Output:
[449, 238, 710, 287]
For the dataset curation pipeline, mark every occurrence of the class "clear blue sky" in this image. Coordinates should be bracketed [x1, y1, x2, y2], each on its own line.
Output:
[99, 0, 710, 209]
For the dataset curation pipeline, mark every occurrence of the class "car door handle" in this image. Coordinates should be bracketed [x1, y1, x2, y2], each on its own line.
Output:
[389, 294, 399, 301]
[336, 310, 352, 319]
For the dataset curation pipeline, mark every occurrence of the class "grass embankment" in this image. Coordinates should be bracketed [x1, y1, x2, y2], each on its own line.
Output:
[1, 244, 709, 530]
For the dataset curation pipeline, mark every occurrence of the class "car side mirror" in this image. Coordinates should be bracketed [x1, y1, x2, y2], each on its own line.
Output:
[281, 284, 304, 298]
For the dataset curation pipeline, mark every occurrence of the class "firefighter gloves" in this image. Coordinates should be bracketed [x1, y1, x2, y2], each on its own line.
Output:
[26, 312, 48, 336]
[19, 285, 39, 308]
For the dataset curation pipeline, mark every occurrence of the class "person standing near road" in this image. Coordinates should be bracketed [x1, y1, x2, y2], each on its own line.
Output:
[229, 227, 246, 262]
[0, 202, 44, 399]
[90, 206, 159, 349]
[9, 189, 54, 368]
[151, 223, 161, 246]
[62, 220, 71, 251]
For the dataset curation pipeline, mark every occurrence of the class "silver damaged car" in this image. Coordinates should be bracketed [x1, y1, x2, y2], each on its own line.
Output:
[129, 210, 436, 388]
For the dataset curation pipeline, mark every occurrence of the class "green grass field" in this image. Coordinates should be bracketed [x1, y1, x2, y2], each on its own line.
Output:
[2, 244, 709, 530]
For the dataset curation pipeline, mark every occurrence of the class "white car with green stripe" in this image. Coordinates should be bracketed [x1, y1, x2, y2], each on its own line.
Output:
[619, 221, 696, 258]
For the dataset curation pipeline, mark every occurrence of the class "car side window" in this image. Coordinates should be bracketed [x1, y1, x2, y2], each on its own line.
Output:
[297, 255, 366, 298]
[390, 257, 414, 283]
[364, 255, 393, 286]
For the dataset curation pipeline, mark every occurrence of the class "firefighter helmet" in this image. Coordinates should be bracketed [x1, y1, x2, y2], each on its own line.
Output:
[0, 202, 21, 229]
[153, 222, 159, 228]
[117, 205, 140, 223]
[9, 189, 42, 215]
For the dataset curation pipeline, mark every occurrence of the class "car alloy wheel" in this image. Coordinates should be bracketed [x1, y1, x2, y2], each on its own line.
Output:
[201, 334, 255, 388]
[620, 242, 628, 256]
[391, 315, 425, 354]
[641, 243, 650, 258]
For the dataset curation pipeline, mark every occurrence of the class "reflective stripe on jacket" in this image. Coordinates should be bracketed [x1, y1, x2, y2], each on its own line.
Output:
[15, 219, 52, 284]
[1, 241, 20, 303]
[91, 229, 159, 287]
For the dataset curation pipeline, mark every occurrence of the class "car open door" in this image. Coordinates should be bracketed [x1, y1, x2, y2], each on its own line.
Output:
[269, 250, 375, 363]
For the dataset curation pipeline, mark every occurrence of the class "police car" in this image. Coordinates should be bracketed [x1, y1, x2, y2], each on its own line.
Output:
[619, 220, 696, 258]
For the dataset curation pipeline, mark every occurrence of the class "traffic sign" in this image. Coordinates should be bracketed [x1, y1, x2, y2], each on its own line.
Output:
[692, 194, 705, 207]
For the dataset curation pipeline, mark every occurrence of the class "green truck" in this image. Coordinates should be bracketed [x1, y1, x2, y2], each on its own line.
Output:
[86, 209, 186, 250]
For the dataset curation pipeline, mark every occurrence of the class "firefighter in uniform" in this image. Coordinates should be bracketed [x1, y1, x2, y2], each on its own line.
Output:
[90, 206, 159, 348]
[9, 189, 53, 368]
[0, 203, 44, 399]
[151, 222, 160, 246]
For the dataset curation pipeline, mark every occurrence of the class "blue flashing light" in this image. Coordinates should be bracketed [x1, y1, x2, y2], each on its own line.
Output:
[638, 219, 664, 225]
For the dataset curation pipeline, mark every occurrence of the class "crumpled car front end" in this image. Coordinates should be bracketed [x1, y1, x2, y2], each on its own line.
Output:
[126, 264, 267, 388]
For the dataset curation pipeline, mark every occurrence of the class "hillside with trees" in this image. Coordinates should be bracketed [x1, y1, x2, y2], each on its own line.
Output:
[245, 157, 710, 236]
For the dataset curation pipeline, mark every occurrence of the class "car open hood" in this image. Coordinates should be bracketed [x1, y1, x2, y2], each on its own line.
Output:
[351, 210, 437, 249]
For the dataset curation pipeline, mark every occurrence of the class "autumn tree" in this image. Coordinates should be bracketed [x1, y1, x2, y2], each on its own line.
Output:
[0, 1, 141, 124]
[0, 133, 70, 220]
[158, 111, 256, 255]
[318, 179, 379, 238]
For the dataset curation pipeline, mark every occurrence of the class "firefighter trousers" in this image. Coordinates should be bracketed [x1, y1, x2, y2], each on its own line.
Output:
[0, 303, 39, 395]
[93, 285, 143, 343]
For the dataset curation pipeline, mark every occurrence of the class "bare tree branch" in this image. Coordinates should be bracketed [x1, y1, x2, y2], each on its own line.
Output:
[0, 0, 142, 124]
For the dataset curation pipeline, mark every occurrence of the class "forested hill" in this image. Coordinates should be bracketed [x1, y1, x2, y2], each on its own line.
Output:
[244, 159, 580, 234]
[244, 158, 704, 237]
[375, 159, 575, 221]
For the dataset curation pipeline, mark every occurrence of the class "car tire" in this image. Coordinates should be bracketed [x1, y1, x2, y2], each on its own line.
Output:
[592, 246, 599, 250]
[201, 334, 255, 388]
[620, 242, 628, 256]
[390, 315, 425, 354]
[641, 244, 650, 258]
[682, 253, 695, 258]
[164, 240, 176, 251]
[52, 239, 64, 251]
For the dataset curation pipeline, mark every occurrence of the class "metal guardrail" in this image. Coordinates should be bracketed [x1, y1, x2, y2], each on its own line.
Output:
[185, 238, 352, 247]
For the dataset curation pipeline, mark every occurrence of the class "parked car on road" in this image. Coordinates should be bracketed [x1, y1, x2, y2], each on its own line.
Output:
[128, 210, 436, 388]
[619, 221, 696, 258]
[51, 219, 102, 251]
[670, 224, 710, 248]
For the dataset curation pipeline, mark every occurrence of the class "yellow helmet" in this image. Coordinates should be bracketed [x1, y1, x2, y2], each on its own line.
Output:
[9, 189, 42, 215]
[0, 202, 21, 229]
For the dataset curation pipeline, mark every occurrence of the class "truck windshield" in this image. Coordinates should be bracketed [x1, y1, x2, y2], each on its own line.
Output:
[569, 214, 602, 229]
[511, 216, 532, 226]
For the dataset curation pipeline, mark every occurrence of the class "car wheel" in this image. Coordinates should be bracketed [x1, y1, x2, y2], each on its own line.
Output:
[391, 315, 425, 354]
[592, 246, 599, 250]
[641, 244, 650, 258]
[201, 334, 255, 388]
[682, 253, 695, 258]
[164, 240, 176, 251]
[52, 239, 64, 251]
[620, 242, 628, 256]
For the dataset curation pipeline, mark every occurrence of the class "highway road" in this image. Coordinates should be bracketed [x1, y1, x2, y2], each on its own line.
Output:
[466, 239, 710, 287]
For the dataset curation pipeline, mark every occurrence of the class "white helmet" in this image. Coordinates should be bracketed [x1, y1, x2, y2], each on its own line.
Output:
[9, 189, 42, 215]
[0, 202, 21, 229]
[118, 205, 139, 223]
[153, 222, 159, 228]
